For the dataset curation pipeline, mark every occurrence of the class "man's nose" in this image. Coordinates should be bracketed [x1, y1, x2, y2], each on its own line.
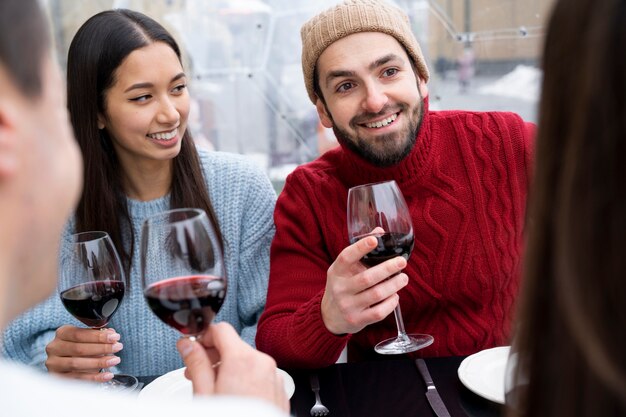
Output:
[361, 82, 388, 114]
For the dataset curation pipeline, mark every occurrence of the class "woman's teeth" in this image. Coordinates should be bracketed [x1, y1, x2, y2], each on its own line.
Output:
[365, 113, 397, 129]
[147, 129, 177, 140]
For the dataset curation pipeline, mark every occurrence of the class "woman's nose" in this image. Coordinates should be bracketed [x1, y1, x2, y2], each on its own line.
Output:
[157, 97, 179, 125]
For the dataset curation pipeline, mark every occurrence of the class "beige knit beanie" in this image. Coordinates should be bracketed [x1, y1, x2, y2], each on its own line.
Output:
[301, 0, 430, 103]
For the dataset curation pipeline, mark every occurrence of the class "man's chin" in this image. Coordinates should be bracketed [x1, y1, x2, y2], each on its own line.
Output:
[353, 145, 412, 167]
[333, 123, 416, 167]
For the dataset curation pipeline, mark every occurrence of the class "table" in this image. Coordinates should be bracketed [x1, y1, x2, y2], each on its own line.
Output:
[285, 356, 503, 417]
[138, 356, 503, 417]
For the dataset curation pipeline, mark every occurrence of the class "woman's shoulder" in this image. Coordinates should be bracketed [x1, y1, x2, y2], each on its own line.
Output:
[198, 148, 257, 170]
[197, 148, 270, 186]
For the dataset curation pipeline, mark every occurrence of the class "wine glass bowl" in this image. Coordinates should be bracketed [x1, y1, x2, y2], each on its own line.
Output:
[58, 231, 138, 389]
[59, 280, 124, 329]
[141, 208, 226, 340]
[347, 180, 434, 355]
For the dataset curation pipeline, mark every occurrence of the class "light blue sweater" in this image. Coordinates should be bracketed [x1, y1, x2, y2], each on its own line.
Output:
[1, 150, 276, 377]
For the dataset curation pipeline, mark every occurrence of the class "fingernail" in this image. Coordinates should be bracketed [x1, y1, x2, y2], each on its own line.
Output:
[178, 339, 194, 358]
[100, 372, 114, 381]
[106, 333, 121, 343]
[396, 257, 406, 268]
[111, 342, 123, 353]
[106, 356, 121, 367]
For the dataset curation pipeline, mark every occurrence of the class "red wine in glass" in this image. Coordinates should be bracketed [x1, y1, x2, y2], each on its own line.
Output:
[347, 180, 434, 354]
[59, 231, 137, 390]
[60, 280, 125, 328]
[141, 208, 226, 342]
[144, 275, 226, 337]
[353, 232, 415, 267]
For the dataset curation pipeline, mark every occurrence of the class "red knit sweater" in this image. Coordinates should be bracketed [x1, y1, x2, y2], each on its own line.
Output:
[256, 105, 534, 369]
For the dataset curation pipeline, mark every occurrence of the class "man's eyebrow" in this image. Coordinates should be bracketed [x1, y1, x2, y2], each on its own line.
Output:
[369, 53, 404, 71]
[123, 72, 186, 93]
[324, 54, 405, 89]
[324, 70, 356, 89]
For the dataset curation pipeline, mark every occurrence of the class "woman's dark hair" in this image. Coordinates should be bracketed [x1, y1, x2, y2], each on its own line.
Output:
[508, 0, 626, 415]
[67, 9, 221, 274]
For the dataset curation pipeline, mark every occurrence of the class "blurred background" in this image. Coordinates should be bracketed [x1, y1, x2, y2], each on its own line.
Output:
[41, 0, 553, 191]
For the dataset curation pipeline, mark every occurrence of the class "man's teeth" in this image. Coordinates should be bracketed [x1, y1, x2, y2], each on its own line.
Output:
[148, 129, 177, 140]
[365, 113, 397, 129]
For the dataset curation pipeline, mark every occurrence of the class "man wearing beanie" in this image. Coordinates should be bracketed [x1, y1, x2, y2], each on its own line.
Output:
[257, 0, 534, 367]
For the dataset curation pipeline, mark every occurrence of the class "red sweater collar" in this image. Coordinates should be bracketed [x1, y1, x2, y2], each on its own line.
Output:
[336, 96, 433, 188]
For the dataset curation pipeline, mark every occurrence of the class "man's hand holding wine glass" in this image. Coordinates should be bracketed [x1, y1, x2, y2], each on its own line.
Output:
[321, 234, 409, 335]
[335, 180, 433, 354]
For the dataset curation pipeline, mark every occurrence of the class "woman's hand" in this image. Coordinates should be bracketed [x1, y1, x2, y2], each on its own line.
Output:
[45, 325, 123, 382]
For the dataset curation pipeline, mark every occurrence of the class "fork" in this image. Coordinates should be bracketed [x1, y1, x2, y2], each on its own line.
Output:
[309, 373, 330, 416]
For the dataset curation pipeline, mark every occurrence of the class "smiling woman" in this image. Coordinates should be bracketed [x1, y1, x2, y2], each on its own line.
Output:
[96, 41, 190, 192]
[1, 8, 277, 381]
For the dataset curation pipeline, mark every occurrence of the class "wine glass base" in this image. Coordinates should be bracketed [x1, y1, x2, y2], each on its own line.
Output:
[100, 374, 139, 391]
[374, 333, 434, 355]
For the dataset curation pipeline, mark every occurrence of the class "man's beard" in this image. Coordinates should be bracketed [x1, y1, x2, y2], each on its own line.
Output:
[330, 98, 425, 168]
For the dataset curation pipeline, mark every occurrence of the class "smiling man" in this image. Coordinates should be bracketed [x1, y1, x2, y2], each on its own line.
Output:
[256, 0, 535, 368]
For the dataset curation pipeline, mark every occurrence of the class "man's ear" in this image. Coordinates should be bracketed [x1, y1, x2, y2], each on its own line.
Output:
[418, 77, 429, 98]
[315, 98, 333, 129]
[0, 99, 20, 179]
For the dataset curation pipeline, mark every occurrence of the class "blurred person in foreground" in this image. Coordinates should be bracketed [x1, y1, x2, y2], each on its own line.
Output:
[507, 0, 626, 415]
[0, 0, 287, 414]
[257, 0, 535, 368]
[2, 8, 275, 381]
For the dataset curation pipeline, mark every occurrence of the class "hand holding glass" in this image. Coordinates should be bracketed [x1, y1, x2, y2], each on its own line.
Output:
[58, 231, 138, 389]
[347, 180, 434, 354]
[141, 208, 226, 341]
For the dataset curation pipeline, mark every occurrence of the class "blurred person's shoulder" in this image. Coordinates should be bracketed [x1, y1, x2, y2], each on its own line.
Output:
[0, 359, 286, 417]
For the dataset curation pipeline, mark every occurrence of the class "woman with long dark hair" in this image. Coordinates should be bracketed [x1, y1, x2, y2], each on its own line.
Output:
[508, 0, 626, 414]
[2, 9, 276, 380]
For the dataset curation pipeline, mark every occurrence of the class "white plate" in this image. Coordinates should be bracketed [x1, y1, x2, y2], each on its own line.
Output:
[138, 367, 295, 400]
[457, 346, 510, 404]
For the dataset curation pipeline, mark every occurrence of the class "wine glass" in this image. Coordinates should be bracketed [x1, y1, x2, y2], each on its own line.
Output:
[347, 180, 434, 354]
[140, 208, 226, 342]
[59, 231, 138, 389]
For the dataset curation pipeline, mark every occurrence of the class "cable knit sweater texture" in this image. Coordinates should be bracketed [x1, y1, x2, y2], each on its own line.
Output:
[256, 105, 534, 368]
[2, 150, 276, 377]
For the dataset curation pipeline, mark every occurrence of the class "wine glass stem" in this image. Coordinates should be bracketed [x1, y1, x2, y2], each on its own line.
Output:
[393, 304, 410, 340]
